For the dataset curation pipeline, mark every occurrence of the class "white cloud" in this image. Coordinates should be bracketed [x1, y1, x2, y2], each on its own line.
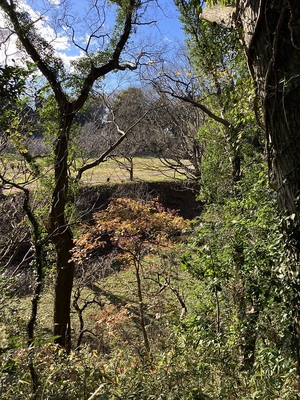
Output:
[0, 27, 22, 64]
[21, 1, 70, 51]
[0, 1, 72, 66]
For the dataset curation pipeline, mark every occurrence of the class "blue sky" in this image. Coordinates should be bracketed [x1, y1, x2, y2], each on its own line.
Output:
[0, 0, 186, 83]
[138, 1, 185, 41]
[59, 0, 185, 59]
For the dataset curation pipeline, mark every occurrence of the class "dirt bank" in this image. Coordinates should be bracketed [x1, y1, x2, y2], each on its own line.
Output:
[76, 180, 202, 221]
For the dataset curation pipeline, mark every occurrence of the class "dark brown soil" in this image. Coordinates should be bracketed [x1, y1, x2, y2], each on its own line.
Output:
[76, 180, 202, 221]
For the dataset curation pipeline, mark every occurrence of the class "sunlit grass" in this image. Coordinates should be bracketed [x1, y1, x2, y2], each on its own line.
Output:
[1, 156, 188, 194]
[79, 156, 187, 185]
[14, 247, 192, 348]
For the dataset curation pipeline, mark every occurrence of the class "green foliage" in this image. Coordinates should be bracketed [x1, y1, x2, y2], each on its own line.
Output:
[174, 5, 261, 204]
[175, 0, 204, 34]
[196, 121, 233, 203]
[1, 327, 299, 399]
[0, 65, 28, 101]
[171, 3, 294, 376]
[171, 7, 296, 386]
[0, 178, 298, 398]
[0, 63, 32, 144]
[1, 1, 299, 397]
[179, 160, 295, 383]
[205, 0, 230, 6]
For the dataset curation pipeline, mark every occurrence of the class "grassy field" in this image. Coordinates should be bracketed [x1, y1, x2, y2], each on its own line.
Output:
[1, 156, 189, 194]
[79, 156, 187, 185]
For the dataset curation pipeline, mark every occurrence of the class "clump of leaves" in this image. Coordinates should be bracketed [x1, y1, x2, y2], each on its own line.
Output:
[73, 197, 188, 354]
[72, 197, 187, 267]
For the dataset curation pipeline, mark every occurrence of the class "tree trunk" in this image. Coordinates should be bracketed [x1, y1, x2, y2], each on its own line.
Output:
[130, 159, 134, 181]
[53, 231, 75, 352]
[242, 307, 260, 369]
[134, 259, 150, 354]
[48, 114, 75, 352]
[237, 0, 300, 363]
[126, 156, 134, 181]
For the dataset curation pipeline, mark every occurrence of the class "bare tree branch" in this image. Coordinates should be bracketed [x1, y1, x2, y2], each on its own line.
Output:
[75, 107, 151, 181]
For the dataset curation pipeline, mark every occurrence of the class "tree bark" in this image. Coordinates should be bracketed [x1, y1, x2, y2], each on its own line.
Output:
[134, 259, 151, 354]
[238, 0, 300, 228]
[237, 0, 300, 363]
[53, 232, 75, 352]
[47, 113, 75, 352]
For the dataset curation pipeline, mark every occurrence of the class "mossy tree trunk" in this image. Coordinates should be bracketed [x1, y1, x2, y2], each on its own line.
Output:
[238, 0, 300, 364]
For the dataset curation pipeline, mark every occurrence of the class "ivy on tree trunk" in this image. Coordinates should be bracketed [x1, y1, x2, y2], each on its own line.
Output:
[237, 0, 300, 364]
